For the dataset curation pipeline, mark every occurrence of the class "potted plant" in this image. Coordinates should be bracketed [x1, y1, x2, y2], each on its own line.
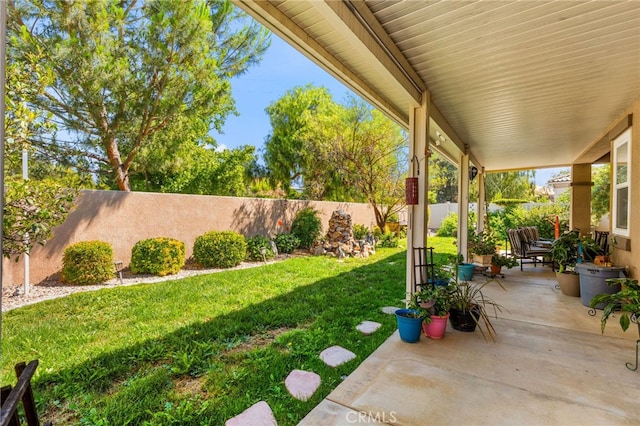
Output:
[469, 231, 497, 266]
[589, 278, 640, 338]
[490, 253, 519, 274]
[448, 277, 506, 342]
[395, 294, 427, 343]
[549, 231, 581, 297]
[416, 285, 452, 339]
[451, 253, 475, 281]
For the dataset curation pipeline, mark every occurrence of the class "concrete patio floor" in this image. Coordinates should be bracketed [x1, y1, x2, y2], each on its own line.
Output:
[300, 268, 640, 425]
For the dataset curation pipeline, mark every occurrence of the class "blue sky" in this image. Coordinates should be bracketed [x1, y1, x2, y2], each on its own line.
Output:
[212, 35, 562, 186]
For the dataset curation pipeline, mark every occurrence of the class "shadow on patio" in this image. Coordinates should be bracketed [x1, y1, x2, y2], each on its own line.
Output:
[301, 267, 640, 425]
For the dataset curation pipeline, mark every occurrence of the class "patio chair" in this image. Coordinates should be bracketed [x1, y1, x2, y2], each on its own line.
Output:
[507, 228, 553, 271]
[412, 246, 435, 292]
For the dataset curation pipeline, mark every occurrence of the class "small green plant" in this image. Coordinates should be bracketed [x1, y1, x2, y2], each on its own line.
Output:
[469, 231, 497, 256]
[491, 253, 519, 269]
[245, 235, 276, 261]
[448, 278, 506, 342]
[61, 240, 114, 285]
[353, 224, 369, 240]
[378, 232, 398, 248]
[130, 237, 185, 276]
[273, 233, 300, 254]
[193, 231, 247, 268]
[415, 285, 452, 319]
[291, 207, 323, 249]
[590, 278, 640, 334]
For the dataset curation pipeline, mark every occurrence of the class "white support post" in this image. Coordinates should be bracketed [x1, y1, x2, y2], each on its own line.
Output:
[406, 92, 430, 301]
[477, 167, 486, 233]
[457, 152, 470, 261]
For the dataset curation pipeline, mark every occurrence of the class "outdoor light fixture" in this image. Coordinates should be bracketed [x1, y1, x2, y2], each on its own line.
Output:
[406, 155, 420, 205]
[469, 166, 479, 181]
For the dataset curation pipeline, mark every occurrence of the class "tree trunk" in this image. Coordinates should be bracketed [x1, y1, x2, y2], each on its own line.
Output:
[105, 135, 131, 191]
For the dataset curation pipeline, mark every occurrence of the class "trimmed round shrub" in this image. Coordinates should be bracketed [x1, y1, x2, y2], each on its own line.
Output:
[274, 233, 300, 254]
[291, 207, 322, 249]
[246, 235, 276, 261]
[130, 237, 185, 276]
[62, 240, 115, 285]
[193, 231, 247, 268]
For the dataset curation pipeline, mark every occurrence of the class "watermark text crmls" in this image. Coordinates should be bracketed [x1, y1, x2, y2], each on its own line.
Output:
[346, 411, 397, 423]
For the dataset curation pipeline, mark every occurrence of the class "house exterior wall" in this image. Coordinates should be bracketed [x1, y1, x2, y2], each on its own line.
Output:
[612, 98, 639, 278]
[2, 190, 376, 287]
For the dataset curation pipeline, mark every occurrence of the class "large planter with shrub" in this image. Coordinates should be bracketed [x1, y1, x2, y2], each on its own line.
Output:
[556, 271, 580, 297]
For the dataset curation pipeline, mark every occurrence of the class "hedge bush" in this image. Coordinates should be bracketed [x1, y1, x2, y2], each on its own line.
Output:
[291, 208, 323, 249]
[378, 232, 399, 248]
[245, 235, 276, 261]
[193, 231, 247, 268]
[130, 237, 185, 276]
[62, 240, 114, 285]
[274, 233, 300, 254]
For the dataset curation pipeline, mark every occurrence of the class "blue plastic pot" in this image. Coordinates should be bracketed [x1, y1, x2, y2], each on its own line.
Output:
[395, 309, 423, 343]
[458, 263, 475, 281]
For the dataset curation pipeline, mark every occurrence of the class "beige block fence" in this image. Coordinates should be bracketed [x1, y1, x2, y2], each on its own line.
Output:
[2, 190, 377, 287]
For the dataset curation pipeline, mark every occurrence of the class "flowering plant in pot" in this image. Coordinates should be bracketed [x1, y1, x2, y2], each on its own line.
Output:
[416, 285, 452, 339]
[448, 278, 506, 342]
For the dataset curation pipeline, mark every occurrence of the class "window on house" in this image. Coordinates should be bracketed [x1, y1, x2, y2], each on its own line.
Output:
[612, 128, 631, 237]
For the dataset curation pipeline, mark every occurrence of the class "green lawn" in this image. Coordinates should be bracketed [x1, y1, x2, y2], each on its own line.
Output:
[1, 237, 456, 425]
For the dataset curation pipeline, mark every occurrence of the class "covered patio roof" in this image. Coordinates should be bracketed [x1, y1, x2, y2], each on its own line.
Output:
[234, 0, 640, 171]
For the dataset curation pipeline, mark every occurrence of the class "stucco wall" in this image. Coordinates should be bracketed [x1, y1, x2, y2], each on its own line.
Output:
[2, 190, 376, 287]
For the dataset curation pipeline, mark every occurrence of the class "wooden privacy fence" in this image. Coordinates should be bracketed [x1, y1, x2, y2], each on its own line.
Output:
[0, 360, 50, 426]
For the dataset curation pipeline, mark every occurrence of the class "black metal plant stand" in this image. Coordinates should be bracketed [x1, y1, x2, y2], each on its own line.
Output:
[626, 339, 640, 371]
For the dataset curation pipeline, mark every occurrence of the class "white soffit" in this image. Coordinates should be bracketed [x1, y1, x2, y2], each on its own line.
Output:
[236, 0, 640, 172]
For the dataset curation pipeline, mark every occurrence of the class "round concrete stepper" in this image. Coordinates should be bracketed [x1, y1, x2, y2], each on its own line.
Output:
[284, 369, 321, 401]
[319, 345, 356, 367]
[382, 306, 401, 315]
[225, 401, 277, 426]
[356, 320, 381, 335]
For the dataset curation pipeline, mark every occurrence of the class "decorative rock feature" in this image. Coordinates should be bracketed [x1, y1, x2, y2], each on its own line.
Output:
[320, 345, 356, 367]
[285, 369, 321, 401]
[225, 401, 277, 426]
[382, 306, 402, 315]
[311, 210, 375, 258]
[356, 320, 381, 335]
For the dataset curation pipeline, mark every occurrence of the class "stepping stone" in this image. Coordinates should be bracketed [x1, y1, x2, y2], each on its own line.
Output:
[356, 320, 381, 335]
[285, 369, 321, 401]
[320, 345, 356, 367]
[382, 306, 401, 315]
[226, 401, 277, 426]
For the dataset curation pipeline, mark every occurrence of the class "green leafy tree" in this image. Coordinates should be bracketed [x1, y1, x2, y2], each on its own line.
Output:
[9, 0, 270, 191]
[591, 164, 610, 225]
[428, 152, 458, 203]
[326, 98, 407, 229]
[3, 41, 79, 258]
[264, 85, 336, 196]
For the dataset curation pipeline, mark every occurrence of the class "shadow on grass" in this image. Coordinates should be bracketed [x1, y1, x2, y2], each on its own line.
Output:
[33, 251, 407, 425]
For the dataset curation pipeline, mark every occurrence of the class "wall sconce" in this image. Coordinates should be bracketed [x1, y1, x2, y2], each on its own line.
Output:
[469, 166, 479, 181]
